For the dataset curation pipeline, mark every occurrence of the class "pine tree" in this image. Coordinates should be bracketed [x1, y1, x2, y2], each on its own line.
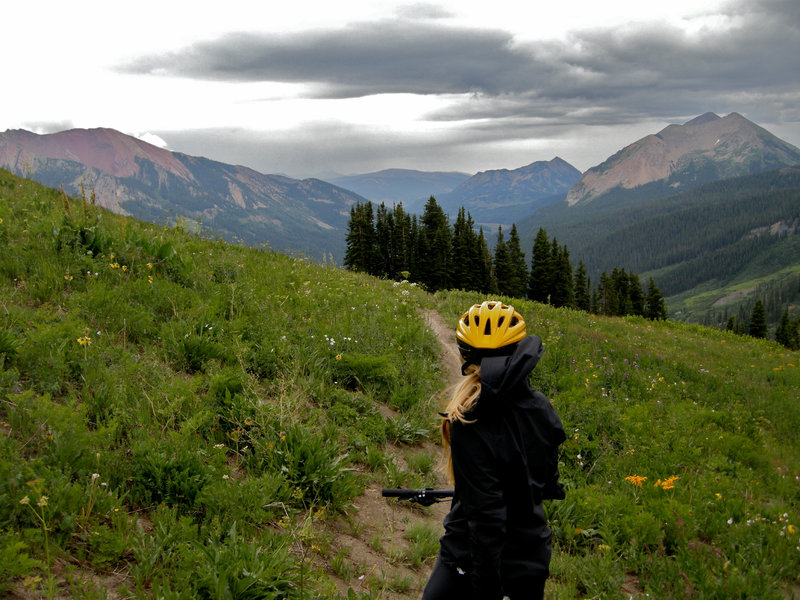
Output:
[451, 207, 473, 291]
[629, 273, 645, 316]
[392, 203, 412, 278]
[477, 228, 495, 294]
[550, 244, 573, 308]
[374, 202, 392, 278]
[343, 201, 376, 274]
[574, 260, 590, 311]
[419, 196, 451, 292]
[493, 227, 512, 296]
[645, 278, 668, 320]
[775, 310, 795, 348]
[749, 299, 767, 338]
[528, 228, 551, 303]
[505, 225, 529, 299]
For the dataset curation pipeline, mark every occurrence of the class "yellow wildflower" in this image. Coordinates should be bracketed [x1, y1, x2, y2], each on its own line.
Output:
[77, 334, 92, 346]
[37, 496, 48, 507]
[625, 475, 647, 487]
[19, 495, 30, 505]
[147, 263, 153, 269]
[147, 275, 153, 284]
[789, 524, 797, 535]
[121, 265, 128, 272]
[336, 354, 342, 360]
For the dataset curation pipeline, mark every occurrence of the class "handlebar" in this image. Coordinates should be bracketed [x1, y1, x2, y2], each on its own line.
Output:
[381, 487, 454, 506]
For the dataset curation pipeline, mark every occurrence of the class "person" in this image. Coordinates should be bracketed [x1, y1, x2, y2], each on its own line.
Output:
[422, 301, 566, 600]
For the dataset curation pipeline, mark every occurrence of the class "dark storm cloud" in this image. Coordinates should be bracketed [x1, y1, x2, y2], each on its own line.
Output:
[121, 22, 538, 98]
[121, 0, 799, 110]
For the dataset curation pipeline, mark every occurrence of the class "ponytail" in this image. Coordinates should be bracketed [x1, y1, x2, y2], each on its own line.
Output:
[440, 366, 481, 483]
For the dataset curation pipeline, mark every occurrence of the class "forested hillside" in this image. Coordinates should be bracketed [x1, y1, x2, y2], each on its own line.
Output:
[520, 167, 800, 325]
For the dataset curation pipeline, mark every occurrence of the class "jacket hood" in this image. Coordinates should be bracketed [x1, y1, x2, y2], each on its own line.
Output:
[479, 334, 544, 404]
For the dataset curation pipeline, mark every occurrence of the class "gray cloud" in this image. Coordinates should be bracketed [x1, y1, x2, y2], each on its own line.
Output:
[130, 0, 800, 176]
[121, 22, 536, 98]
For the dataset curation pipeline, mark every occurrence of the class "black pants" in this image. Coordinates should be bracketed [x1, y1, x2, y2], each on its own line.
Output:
[421, 560, 547, 600]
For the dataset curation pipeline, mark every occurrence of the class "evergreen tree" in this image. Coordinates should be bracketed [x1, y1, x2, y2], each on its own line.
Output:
[343, 201, 376, 274]
[505, 225, 529, 299]
[493, 227, 513, 296]
[775, 310, 796, 349]
[374, 202, 392, 278]
[392, 203, 412, 278]
[477, 228, 495, 294]
[629, 273, 645, 316]
[749, 299, 767, 338]
[419, 196, 451, 292]
[550, 244, 573, 308]
[451, 207, 473, 290]
[645, 278, 668, 320]
[574, 260, 590, 311]
[528, 228, 551, 303]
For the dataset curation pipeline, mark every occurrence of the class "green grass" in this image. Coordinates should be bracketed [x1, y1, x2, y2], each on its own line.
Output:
[1, 168, 799, 598]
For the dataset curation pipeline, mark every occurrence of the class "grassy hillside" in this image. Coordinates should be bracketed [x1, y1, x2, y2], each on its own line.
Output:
[1, 169, 799, 599]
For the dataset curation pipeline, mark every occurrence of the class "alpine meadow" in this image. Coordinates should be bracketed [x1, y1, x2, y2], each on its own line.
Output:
[1, 167, 799, 599]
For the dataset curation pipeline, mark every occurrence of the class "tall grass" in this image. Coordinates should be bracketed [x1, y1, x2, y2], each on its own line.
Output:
[0, 170, 442, 598]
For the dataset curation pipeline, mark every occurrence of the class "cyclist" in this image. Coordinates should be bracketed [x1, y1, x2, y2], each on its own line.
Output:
[422, 301, 566, 600]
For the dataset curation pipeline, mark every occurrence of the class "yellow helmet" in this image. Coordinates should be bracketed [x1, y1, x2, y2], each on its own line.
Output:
[456, 301, 526, 350]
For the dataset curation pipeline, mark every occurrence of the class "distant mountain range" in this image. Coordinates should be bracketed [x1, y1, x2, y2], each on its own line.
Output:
[3, 111, 800, 323]
[330, 158, 581, 225]
[0, 127, 366, 259]
[329, 169, 470, 213]
[437, 157, 581, 224]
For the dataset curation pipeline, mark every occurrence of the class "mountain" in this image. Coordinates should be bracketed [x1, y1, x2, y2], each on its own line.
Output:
[328, 169, 470, 213]
[437, 157, 581, 224]
[0, 127, 366, 259]
[566, 112, 800, 206]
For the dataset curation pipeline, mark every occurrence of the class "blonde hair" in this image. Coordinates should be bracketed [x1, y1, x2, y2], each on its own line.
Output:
[440, 365, 481, 483]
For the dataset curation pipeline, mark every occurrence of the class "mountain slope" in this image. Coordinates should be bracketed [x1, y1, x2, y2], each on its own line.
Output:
[0, 127, 366, 259]
[438, 157, 581, 223]
[566, 112, 800, 206]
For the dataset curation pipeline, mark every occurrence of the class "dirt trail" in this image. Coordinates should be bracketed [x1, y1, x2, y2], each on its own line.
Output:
[421, 308, 462, 388]
[321, 308, 459, 598]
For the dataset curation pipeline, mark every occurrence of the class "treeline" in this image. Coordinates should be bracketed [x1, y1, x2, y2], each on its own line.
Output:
[720, 297, 800, 351]
[344, 197, 668, 319]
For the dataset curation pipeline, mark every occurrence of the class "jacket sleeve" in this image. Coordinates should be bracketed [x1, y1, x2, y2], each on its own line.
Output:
[450, 420, 506, 600]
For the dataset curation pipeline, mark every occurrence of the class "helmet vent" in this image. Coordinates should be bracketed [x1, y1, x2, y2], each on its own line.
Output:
[510, 316, 518, 326]
[484, 320, 492, 336]
[498, 316, 505, 327]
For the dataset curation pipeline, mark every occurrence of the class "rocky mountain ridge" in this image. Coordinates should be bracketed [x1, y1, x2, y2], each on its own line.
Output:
[0, 127, 365, 258]
[566, 112, 800, 205]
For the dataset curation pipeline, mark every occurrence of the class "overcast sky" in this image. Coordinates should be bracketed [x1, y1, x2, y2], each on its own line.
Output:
[3, 0, 799, 178]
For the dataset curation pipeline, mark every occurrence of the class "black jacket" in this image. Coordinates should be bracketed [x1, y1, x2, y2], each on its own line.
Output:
[437, 335, 566, 599]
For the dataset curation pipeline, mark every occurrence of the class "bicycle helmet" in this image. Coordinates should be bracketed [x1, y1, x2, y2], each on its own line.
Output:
[456, 301, 526, 361]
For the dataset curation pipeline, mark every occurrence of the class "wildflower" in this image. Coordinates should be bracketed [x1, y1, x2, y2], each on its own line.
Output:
[37, 496, 48, 507]
[121, 265, 128, 272]
[147, 275, 153, 284]
[279, 433, 286, 441]
[654, 475, 680, 490]
[64, 272, 73, 281]
[222, 474, 230, 480]
[147, 263, 153, 269]
[77, 334, 92, 346]
[789, 525, 797, 535]
[110, 253, 115, 259]
[715, 493, 723, 499]
[336, 354, 342, 360]
[91, 473, 100, 480]
[625, 475, 647, 487]
[19, 495, 30, 505]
